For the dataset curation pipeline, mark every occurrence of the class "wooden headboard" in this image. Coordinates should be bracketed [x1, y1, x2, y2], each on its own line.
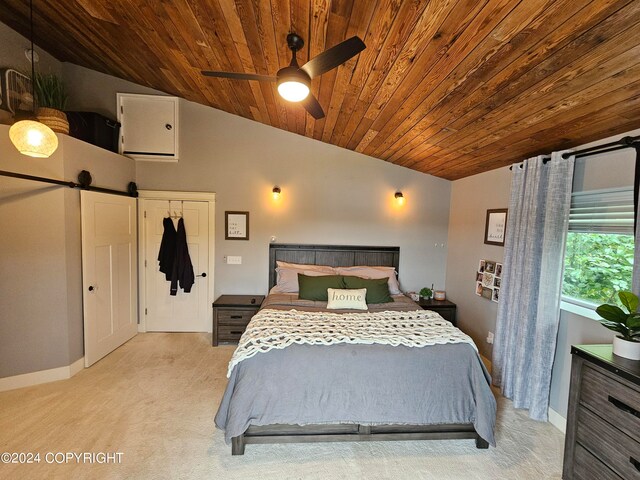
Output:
[268, 244, 400, 290]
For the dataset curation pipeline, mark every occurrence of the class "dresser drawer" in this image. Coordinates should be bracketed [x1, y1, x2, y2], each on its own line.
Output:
[580, 365, 640, 440]
[574, 443, 622, 480]
[576, 406, 640, 479]
[216, 309, 256, 325]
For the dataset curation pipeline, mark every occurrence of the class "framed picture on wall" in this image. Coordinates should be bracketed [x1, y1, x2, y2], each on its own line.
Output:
[225, 211, 249, 240]
[484, 209, 508, 246]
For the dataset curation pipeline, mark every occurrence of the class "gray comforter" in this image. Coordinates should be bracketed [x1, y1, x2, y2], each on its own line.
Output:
[215, 295, 497, 446]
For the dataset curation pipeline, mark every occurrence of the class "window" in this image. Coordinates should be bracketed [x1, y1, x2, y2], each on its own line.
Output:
[562, 188, 634, 308]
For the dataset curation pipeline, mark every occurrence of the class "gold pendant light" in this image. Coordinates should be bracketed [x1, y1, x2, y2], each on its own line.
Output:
[9, 0, 58, 158]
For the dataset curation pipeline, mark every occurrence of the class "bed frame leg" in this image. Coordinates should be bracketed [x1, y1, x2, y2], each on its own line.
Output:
[475, 436, 489, 449]
[232, 434, 245, 455]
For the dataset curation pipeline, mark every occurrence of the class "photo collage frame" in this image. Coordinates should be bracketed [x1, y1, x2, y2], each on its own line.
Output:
[475, 259, 502, 303]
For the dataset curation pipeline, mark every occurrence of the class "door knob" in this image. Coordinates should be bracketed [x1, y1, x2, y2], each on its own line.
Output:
[197, 272, 207, 277]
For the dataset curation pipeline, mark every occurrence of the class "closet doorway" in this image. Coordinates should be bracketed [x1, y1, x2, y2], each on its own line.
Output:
[138, 191, 215, 332]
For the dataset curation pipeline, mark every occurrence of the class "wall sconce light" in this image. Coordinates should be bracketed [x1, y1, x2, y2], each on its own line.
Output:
[272, 186, 281, 200]
[395, 191, 405, 205]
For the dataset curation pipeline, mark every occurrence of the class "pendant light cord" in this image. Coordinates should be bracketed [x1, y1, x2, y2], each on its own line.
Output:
[30, 0, 35, 112]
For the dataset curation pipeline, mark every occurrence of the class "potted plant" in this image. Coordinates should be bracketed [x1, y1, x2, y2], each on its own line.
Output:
[34, 73, 69, 134]
[419, 287, 433, 301]
[595, 291, 640, 360]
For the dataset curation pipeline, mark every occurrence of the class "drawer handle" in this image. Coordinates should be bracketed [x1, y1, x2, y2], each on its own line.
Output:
[230, 315, 243, 319]
[608, 395, 640, 419]
[230, 331, 243, 335]
[631, 457, 640, 472]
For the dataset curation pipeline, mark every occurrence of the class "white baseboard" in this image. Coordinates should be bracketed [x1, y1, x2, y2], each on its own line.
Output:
[0, 357, 84, 392]
[548, 407, 566, 434]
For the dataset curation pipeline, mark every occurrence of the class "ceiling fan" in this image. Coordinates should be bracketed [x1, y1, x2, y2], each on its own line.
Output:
[201, 33, 366, 120]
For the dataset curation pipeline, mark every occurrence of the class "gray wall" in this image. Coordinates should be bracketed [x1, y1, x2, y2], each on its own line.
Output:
[138, 100, 451, 296]
[0, 126, 135, 377]
[446, 128, 639, 419]
[63, 64, 452, 297]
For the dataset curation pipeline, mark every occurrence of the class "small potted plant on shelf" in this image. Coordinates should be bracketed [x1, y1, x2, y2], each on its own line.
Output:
[419, 286, 433, 301]
[34, 73, 69, 134]
[595, 291, 640, 360]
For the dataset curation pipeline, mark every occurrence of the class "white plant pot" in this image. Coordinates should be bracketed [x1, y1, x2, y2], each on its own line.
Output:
[612, 336, 640, 361]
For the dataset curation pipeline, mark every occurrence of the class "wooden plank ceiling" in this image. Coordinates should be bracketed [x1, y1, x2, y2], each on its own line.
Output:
[1, 1, 640, 180]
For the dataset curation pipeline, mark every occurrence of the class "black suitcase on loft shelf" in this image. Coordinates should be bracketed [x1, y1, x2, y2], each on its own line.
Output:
[66, 111, 120, 153]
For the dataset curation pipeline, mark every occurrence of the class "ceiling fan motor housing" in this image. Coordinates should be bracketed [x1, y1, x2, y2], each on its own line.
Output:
[286, 33, 305, 52]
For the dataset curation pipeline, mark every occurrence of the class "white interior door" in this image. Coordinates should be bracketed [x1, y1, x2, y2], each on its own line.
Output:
[81, 191, 138, 367]
[144, 199, 209, 332]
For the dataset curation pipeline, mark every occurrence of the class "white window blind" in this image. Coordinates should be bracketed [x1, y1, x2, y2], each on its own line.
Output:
[568, 187, 634, 234]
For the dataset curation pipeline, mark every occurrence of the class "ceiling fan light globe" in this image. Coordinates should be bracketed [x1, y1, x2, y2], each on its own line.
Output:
[278, 81, 310, 102]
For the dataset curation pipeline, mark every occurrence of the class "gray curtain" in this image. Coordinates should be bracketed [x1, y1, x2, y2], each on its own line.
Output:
[492, 152, 575, 421]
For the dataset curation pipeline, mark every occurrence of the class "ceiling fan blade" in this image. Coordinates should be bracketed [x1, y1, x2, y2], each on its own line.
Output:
[201, 71, 277, 82]
[300, 36, 366, 79]
[301, 93, 325, 119]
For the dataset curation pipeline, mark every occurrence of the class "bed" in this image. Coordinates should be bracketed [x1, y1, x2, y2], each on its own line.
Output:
[215, 244, 496, 455]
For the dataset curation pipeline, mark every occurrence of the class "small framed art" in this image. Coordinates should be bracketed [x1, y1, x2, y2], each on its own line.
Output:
[225, 211, 249, 240]
[484, 209, 508, 246]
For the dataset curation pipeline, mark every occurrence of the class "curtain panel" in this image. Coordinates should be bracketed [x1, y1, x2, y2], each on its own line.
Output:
[492, 152, 575, 421]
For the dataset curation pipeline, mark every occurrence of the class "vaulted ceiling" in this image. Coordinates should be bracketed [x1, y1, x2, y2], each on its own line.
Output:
[1, 1, 640, 179]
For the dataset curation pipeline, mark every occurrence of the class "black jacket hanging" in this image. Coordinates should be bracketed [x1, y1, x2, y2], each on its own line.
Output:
[170, 218, 195, 296]
[158, 217, 177, 281]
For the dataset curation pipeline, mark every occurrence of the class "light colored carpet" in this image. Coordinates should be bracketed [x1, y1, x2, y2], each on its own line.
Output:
[0, 333, 565, 479]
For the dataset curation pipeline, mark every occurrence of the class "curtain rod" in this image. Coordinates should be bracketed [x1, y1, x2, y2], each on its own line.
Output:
[0, 169, 138, 197]
[510, 135, 640, 170]
[562, 135, 640, 159]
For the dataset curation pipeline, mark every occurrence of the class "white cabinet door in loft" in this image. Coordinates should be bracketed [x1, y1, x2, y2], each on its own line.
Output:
[117, 93, 179, 161]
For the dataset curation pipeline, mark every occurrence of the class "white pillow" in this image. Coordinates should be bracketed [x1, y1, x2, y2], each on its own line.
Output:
[335, 266, 401, 295]
[271, 268, 332, 294]
[326, 288, 368, 310]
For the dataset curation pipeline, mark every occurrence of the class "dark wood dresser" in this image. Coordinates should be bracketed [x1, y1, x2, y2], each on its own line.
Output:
[212, 295, 264, 346]
[563, 344, 640, 479]
[417, 298, 457, 326]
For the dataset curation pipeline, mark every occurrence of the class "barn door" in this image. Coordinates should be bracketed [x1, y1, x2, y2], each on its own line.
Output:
[81, 191, 138, 367]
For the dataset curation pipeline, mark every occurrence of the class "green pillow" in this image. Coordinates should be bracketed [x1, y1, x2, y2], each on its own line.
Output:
[298, 274, 345, 301]
[342, 276, 393, 304]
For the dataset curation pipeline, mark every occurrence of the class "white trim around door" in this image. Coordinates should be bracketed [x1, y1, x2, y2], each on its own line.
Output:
[137, 190, 216, 332]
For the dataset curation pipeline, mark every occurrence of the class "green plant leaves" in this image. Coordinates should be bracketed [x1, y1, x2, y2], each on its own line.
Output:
[596, 291, 640, 342]
[596, 304, 628, 323]
[34, 73, 68, 110]
[619, 291, 638, 314]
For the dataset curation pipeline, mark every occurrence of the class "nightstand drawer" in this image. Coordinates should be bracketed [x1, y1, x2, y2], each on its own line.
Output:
[216, 309, 256, 325]
[580, 365, 640, 440]
[217, 325, 248, 342]
[576, 406, 640, 480]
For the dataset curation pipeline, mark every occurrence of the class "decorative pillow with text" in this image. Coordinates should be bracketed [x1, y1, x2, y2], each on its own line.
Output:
[326, 288, 368, 310]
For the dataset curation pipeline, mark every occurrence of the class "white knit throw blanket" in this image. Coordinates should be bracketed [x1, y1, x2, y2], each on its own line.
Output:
[227, 308, 476, 377]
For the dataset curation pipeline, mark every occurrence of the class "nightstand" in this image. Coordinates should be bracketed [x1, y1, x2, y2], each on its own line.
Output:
[212, 295, 264, 346]
[417, 298, 457, 326]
